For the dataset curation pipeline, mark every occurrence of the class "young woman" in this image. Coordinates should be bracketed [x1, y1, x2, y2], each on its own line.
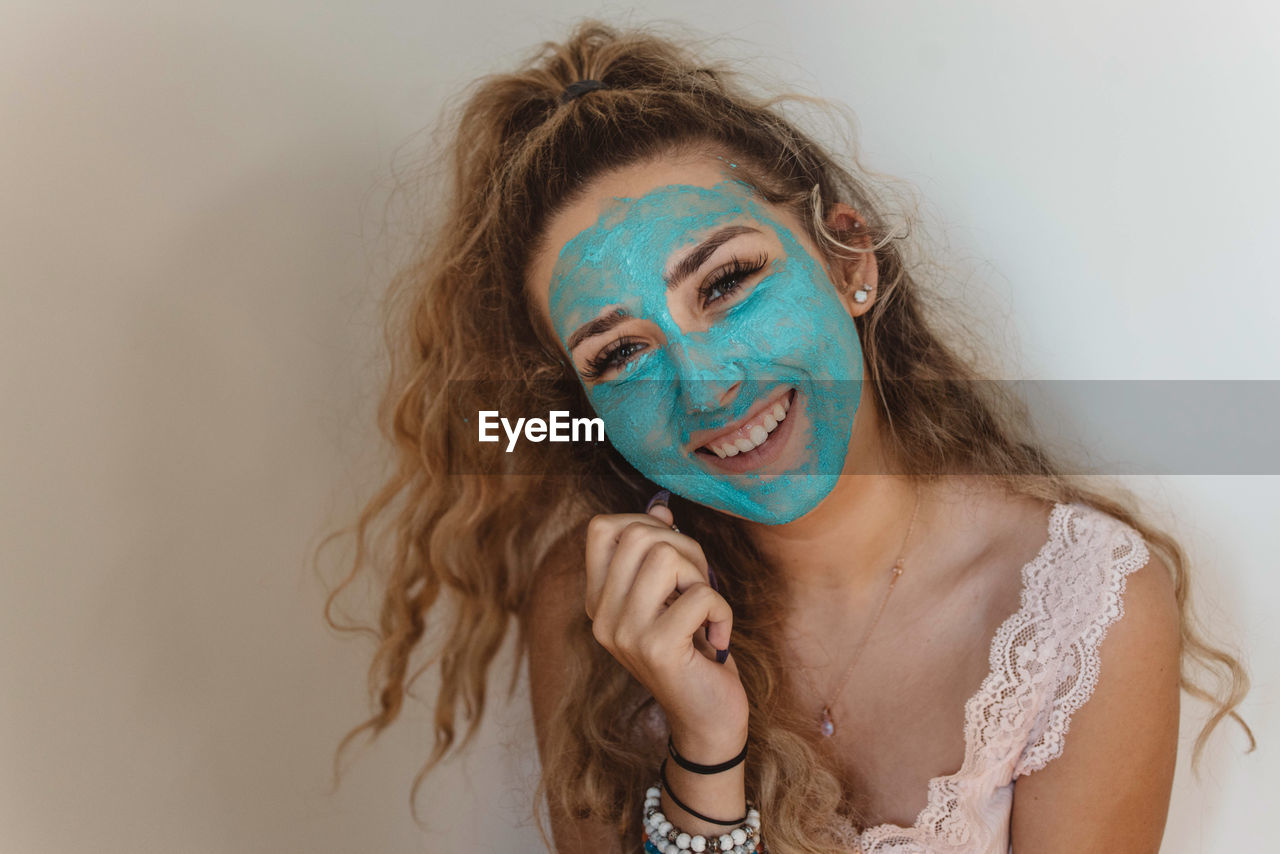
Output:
[322, 19, 1254, 854]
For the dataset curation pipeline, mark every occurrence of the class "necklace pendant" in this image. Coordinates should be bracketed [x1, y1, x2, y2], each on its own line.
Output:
[819, 707, 835, 737]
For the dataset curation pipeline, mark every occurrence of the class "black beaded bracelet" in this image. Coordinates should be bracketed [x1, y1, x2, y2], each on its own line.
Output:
[668, 733, 749, 775]
[659, 757, 749, 827]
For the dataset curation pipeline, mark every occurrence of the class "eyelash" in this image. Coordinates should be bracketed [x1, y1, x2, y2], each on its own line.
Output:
[579, 252, 771, 380]
[698, 252, 769, 308]
[581, 336, 646, 380]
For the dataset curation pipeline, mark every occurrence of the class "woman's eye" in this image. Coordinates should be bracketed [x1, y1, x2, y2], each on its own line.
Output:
[698, 253, 769, 308]
[581, 337, 647, 380]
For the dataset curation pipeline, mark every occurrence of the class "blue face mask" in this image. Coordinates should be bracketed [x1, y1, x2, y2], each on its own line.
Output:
[547, 177, 864, 525]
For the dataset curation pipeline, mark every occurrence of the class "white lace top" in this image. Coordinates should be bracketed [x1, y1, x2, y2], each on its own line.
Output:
[831, 500, 1152, 853]
[642, 500, 1152, 854]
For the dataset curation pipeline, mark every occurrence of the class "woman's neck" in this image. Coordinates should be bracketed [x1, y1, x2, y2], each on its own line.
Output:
[742, 399, 978, 615]
[746, 474, 933, 607]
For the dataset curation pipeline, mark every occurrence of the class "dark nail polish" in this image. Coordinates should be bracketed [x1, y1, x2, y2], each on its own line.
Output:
[645, 489, 671, 513]
[716, 645, 730, 665]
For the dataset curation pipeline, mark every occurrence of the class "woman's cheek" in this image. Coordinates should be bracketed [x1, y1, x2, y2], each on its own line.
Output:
[589, 373, 685, 471]
[719, 283, 820, 369]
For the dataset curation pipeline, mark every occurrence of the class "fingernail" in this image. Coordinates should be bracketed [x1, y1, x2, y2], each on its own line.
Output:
[716, 644, 730, 665]
[707, 564, 720, 593]
[645, 489, 671, 513]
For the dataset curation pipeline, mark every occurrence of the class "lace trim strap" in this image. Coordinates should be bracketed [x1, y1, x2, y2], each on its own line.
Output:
[1011, 505, 1152, 778]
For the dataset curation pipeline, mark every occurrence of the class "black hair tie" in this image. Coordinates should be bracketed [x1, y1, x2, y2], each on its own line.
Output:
[668, 733, 749, 775]
[659, 758, 749, 827]
[560, 78, 608, 104]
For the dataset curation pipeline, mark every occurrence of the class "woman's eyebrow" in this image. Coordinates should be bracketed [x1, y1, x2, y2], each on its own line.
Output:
[662, 224, 761, 289]
[566, 306, 631, 352]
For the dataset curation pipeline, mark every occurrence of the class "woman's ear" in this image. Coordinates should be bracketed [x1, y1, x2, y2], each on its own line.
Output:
[823, 203, 878, 318]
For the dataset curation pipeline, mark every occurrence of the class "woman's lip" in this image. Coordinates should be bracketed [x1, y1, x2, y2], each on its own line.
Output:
[686, 386, 795, 454]
[694, 388, 799, 474]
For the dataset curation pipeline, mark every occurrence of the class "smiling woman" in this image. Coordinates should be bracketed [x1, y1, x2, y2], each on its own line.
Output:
[532, 167, 866, 523]
[319, 18, 1255, 854]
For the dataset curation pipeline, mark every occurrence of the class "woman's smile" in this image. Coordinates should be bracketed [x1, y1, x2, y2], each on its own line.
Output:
[690, 386, 798, 474]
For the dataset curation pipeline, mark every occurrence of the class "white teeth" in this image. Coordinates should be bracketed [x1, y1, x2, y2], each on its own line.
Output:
[701, 392, 796, 458]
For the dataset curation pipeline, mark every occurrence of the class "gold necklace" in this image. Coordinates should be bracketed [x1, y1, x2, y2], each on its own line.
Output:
[798, 485, 922, 738]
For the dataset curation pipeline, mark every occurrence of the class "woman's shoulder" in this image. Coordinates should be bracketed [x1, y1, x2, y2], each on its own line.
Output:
[1050, 499, 1179, 683]
[985, 494, 1167, 638]
[1009, 499, 1180, 779]
[1042, 499, 1164, 606]
[959, 488, 1178, 719]
[967, 486, 1155, 600]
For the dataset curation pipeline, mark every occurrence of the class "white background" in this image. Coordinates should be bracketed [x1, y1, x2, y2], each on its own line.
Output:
[1, 1, 1275, 851]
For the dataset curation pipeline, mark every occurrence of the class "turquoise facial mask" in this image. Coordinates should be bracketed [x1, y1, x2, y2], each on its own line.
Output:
[547, 178, 863, 525]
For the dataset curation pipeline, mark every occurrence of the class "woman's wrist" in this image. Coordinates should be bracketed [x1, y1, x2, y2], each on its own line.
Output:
[668, 720, 749, 765]
[668, 732, 749, 775]
[656, 726, 750, 841]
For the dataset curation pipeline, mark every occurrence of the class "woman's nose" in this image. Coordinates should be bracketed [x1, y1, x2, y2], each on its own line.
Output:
[667, 340, 745, 413]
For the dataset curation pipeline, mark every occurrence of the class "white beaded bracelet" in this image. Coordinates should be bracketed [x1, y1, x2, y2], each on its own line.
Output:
[642, 784, 763, 854]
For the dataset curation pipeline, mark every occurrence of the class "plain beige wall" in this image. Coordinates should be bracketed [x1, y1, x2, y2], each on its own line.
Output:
[2, 2, 1275, 852]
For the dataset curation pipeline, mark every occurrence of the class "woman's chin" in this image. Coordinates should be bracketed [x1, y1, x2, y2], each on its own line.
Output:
[662, 470, 840, 527]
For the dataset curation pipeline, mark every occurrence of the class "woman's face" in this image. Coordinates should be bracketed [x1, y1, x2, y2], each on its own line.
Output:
[526, 153, 870, 525]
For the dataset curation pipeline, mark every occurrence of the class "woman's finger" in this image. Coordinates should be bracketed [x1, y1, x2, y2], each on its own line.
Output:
[584, 514, 708, 616]
[597, 522, 706, 619]
[646, 503, 675, 528]
[614, 541, 708, 634]
[584, 513, 667, 614]
[652, 580, 734, 653]
[597, 524, 705, 630]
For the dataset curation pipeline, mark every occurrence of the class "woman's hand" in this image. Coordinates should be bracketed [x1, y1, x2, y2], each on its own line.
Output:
[583, 503, 748, 752]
